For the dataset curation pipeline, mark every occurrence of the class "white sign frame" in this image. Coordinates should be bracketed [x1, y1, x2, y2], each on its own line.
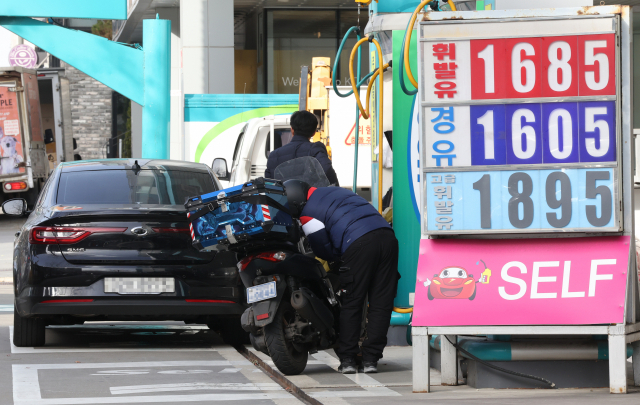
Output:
[409, 6, 639, 395]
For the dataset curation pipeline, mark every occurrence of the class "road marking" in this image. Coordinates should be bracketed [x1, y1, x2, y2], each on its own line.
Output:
[308, 351, 402, 398]
[13, 360, 284, 405]
[8, 326, 225, 354]
[16, 393, 294, 404]
[264, 359, 325, 366]
[219, 368, 242, 373]
[218, 347, 303, 405]
[0, 304, 13, 312]
[110, 382, 283, 395]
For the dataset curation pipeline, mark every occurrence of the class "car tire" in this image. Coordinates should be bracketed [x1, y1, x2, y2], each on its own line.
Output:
[264, 302, 308, 375]
[211, 318, 251, 345]
[13, 308, 45, 347]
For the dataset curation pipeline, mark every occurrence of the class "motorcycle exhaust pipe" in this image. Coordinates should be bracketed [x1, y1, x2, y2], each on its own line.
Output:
[291, 287, 334, 333]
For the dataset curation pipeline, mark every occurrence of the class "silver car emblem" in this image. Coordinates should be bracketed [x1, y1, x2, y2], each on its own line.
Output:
[131, 227, 147, 236]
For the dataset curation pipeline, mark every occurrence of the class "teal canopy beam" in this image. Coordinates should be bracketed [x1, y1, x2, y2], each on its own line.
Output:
[0, 16, 172, 159]
[0, 16, 143, 105]
[142, 18, 171, 159]
[2, 1, 128, 20]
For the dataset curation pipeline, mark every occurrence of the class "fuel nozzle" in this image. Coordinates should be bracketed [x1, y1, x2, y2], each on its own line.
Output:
[476, 260, 491, 284]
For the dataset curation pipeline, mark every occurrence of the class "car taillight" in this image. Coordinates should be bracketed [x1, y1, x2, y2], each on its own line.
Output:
[4, 181, 27, 191]
[29, 227, 127, 245]
[152, 227, 190, 233]
[237, 251, 286, 272]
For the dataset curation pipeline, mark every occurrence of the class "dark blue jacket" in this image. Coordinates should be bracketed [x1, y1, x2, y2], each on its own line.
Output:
[264, 135, 339, 186]
[299, 187, 391, 261]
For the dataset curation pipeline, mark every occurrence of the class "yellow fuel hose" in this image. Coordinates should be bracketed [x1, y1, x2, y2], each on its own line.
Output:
[393, 307, 413, 313]
[349, 37, 385, 212]
[404, 0, 457, 90]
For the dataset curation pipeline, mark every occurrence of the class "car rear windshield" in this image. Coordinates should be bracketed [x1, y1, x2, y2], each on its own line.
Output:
[56, 169, 217, 205]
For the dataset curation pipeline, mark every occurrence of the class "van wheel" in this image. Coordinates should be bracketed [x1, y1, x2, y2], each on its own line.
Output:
[13, 308, 45, 347]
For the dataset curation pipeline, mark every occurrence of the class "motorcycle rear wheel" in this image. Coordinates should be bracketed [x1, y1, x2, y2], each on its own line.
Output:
[264, 301, 308, 375]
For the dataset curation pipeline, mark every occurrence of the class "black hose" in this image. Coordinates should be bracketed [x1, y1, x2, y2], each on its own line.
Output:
[443, 336, 557, 389]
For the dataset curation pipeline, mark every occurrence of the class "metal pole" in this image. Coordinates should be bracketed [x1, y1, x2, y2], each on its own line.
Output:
[142, 16, 171, 159]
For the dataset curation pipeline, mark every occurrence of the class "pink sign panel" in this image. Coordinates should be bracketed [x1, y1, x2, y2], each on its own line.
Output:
[413, 236, 630, 326]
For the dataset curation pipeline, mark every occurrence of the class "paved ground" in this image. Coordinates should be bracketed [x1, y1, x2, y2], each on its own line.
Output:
[1, 215, 640, 404]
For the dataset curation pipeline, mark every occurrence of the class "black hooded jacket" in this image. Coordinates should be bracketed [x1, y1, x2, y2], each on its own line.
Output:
[264, 135, 339, 186]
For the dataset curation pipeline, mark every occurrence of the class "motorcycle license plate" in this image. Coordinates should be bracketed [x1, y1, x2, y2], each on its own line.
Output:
[247, 281, 277, 304]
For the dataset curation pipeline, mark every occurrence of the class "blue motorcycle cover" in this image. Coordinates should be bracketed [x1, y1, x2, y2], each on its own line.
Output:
[185, 178, 294, 251]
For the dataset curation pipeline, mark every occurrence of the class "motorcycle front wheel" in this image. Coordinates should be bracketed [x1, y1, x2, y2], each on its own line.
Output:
[264, 301, 308, 375]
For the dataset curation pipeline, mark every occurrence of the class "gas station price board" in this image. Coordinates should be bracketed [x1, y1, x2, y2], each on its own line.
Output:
[418, 16, 622, 235]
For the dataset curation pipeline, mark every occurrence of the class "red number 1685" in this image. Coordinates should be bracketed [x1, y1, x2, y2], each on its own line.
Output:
[470, 34, 615, 100]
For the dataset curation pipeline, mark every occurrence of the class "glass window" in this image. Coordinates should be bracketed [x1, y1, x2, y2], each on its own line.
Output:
[57, 170, 217, 206]
[233, 125, 247, 163]
[265, 128, 294, 158]
[267, 10, 338, 94]
[264, 10, 369, 94]
[337, 11, 370, 88]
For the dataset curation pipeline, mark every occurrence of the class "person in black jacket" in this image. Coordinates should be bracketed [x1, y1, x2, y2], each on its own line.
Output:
[284, 180, 399, 375]
[264, 111, 339, 186]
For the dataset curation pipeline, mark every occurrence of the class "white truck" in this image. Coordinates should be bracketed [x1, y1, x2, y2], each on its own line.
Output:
[0, 67, 48, 207]
[212, 115, 292, 188]
[211, 88, 375, 195]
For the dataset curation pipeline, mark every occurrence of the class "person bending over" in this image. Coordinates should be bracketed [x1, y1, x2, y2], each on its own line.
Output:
[284, 179, 398, 374]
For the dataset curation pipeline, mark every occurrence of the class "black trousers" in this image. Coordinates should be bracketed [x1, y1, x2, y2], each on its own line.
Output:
[335, 228, 399, 362]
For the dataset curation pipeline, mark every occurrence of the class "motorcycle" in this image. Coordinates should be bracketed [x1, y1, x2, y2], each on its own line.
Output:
[186, 157, 341, 375]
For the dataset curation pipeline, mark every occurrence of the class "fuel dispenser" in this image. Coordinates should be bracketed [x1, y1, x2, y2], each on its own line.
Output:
[339, 2, 640, 393]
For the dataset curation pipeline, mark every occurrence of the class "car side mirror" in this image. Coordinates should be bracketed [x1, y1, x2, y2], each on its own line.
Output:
[433, 274, 438, 278]
[212, 158, 230, 181]
[2, 198, 27, 216]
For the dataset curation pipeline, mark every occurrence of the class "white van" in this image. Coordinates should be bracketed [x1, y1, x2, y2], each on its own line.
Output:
[212, 115, 292, 187]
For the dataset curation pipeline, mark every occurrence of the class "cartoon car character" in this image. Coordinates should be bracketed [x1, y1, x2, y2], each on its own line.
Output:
[427, 267, 477, 300]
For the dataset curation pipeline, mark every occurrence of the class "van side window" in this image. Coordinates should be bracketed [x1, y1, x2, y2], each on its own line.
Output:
[265, 128, 293, 158]
[232, 126, 247, 164]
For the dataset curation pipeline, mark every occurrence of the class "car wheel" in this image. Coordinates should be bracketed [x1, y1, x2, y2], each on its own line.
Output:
[469, 288, 476, 301]
[210, 318, 250, 345]
[13, 308, 45, 347]
[428, 288, 434, 300]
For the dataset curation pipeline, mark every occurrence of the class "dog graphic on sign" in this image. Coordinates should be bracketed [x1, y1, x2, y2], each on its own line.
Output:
[0, 127, 23, 175]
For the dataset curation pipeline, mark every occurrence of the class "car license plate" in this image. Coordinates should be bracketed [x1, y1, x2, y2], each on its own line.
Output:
[104, 277, 175, 294]
[247, 281, 277, 304]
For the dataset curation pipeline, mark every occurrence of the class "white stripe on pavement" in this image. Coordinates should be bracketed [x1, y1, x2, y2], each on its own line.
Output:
[8, 326, 225, 354]
[16, 393, 294, 404]
[219, 368, 242, 373]
[12, 360, 266, 405]
[309, 351, 401, 398]
[217, 348, 303, 405]
[110, 382, 283, 395]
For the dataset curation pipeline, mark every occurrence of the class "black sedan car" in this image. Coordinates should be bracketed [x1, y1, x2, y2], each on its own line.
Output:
[3, 159, 246, 347]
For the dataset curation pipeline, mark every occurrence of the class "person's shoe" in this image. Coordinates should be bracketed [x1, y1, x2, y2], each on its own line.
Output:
[362, 361, 378, 373]
[338, 358, 357, 374]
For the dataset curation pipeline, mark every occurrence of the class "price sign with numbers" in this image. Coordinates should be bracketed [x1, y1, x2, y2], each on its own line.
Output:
[418, 14, 623, 235]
